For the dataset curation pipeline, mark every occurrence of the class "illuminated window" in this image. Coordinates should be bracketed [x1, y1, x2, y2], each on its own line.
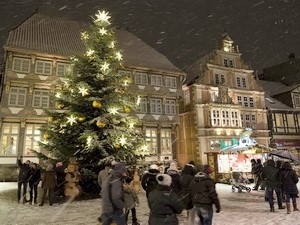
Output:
[145, 128, 157, 154]
[161, 129, 172, 154]
[24, 124, 41, 156]
[0, 123, 19, 156]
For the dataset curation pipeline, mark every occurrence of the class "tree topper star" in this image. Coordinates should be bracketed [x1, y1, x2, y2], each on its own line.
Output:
[94, 10, 111, 24]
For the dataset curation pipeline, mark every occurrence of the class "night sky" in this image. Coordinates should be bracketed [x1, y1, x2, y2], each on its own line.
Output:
[0, 0, 299, 73]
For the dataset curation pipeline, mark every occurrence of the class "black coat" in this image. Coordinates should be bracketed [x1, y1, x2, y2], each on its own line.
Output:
[148, 185, 184, 225]
[167, 170, 181, 194]
[279, 165, 299, 195]
[190, 172, 220, 211]
[141, 169, 159, 197]
[260, 160, 280, 188]
[17, 159, 31, 182]
[29, 168, 41, 185]
[179, 164, 196, 210]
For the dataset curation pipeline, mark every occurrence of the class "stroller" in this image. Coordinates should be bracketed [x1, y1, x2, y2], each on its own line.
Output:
[231, 172, 251, 193]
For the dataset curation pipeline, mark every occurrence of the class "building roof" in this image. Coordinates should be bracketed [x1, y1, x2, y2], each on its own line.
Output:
[4, 13, 183, 73]
[259, 80, 299, 96]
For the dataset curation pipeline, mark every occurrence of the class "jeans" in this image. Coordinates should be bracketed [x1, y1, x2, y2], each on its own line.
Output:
[194, 205, 213, 225]
[266, 187, 283, 207]
[29, 183, 38, 203]
[101, 209, 126, 225]
[17, 181, 28, 202]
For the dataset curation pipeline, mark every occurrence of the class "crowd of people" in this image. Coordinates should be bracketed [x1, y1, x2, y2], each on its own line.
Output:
[251, 158, 299, 214]
[98, 161, 220, 225]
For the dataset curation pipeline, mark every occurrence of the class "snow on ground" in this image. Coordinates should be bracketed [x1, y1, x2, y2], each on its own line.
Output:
[0, 182, 300, 225]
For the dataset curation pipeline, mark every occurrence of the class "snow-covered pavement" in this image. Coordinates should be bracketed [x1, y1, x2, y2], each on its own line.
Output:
[1, 182, 300, 225]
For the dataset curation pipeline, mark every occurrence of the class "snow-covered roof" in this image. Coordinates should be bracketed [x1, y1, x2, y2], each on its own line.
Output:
[4, 13, 183, 73]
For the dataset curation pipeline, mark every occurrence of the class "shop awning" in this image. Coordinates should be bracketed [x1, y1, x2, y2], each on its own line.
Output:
[220, 144, 274, 154]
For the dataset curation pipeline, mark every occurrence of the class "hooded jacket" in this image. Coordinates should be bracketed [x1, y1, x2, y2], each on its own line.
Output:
[260, 160, 280, 188]
[279, 162, 299, 194]
[101, 164, 126, 213]
[190, 172, 220, 211]
[179, 163, 196, 210]
[141, 169, 159, 197]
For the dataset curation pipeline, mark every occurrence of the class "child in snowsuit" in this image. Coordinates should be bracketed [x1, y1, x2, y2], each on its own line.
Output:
[124, 176, 140, 225]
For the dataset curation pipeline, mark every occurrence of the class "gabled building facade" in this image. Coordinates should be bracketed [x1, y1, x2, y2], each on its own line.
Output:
[177, 34, 269, 180]
[0, 13, 185, 180]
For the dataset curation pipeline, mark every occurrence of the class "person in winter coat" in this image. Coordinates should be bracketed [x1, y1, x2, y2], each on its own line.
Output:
[179, 162, 197, 225]
[276, 160, 286, 202]
[260, 159, 285, 212]
[40, 164, 57, 206]
[100, 162, 127, 225]
[98, 162, 112, 190]
[167, 162, 181, 194]
[28, 163, 41, 204]
[279, 161, 299, 214]
[190, 165, 221, 225]
[253, 159, 263, 190]
[141, 164, 160, 198]
[123, 176, 140, 225]
[148, 174, 184, 225]
[17, 156, 31, 203]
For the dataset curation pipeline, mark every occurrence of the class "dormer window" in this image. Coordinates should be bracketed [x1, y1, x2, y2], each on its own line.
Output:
[293, 93, 300, 107]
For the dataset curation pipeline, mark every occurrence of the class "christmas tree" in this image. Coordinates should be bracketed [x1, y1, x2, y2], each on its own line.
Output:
[37, 11, 146, 191]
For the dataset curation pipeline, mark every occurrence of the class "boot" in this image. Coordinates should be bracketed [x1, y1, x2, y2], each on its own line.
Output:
[270, 206, 275, 212]
[293, 202, 299, 211]
[278, 205, 286, 209]
[286, 203, 291, 214]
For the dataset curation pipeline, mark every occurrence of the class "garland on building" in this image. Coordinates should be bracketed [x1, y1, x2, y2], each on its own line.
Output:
[35, 11, 146, 190]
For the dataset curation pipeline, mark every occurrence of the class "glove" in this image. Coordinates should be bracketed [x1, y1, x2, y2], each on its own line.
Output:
[216, 208, 221, 213]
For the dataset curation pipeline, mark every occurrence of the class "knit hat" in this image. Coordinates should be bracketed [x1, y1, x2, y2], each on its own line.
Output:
[156, 174, 172, 186]
[114, 162, 127, 174]
[150, 164, 159, 170]
[202, 165, 213, 175]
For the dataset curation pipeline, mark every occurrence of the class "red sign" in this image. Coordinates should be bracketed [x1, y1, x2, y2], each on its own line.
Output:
[275, 139, 300, 147]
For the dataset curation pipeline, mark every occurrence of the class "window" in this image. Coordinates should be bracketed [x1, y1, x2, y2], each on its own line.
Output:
[150, 98, 162, 114]
[134, 72, 148, 85]
[165, 99, 176, 115]
[56, 63, 72, 77]
[0, 123, 19, 156]
[241, 113, 256, 129]
[24, 124, 41, 156]
[32, 90, 49, 108]
[137, 97, 147, 113]
[211, 109, 240, 127]
[35, 60, 52, 75]
[293, 93, 300, 107]
[150, 74, 162, 86]
[8, 87, 27, 106]
[161, 129, 172, 154]
[236, 75, 247, 88]
[237, 96, 254, 107]
[145, 128, 157, 154]
[214, 74, 225, 85]
[223, 58, 234, 67]
[165, 76, 177, 88]
[12, 57, 30, 73]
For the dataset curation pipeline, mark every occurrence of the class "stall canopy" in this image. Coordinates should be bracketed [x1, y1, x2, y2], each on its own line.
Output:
[270, 150, 299, 162]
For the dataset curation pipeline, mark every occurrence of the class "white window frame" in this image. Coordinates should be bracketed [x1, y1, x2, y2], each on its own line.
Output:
[56, 63, 73, 77]
[32, 89, 50, 108]
[12, 57, 31, 73]
[161, 129, 172, 154]
[0, 123, 20, 156]
[165, 99, 176, 115]
[137, 97, 147, 113]
[35, 60, 52, 75]
[150, 98, 162, 114]
[293, 93, 300, 107]
[24, 124, 42, 156]
[145, 128, 157, 154]
[134, 72, 148, 85]
[165, 76, 177, 88]
[8, 87, 27, 106]
[211, 109, 240, 127]
[241, 113, 256, 129]
[184, 89, 190, 105]
[150, 74, 162, 86]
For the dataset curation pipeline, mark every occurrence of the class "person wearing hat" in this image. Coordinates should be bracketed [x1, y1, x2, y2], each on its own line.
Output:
[39, 164, 57, 206]
[167, 162, 181, 194]
[100, 162, 127, 225]
[190, 165, 220, 225]
[148, 174, 184, 225]
[141, 164, 160, 198]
